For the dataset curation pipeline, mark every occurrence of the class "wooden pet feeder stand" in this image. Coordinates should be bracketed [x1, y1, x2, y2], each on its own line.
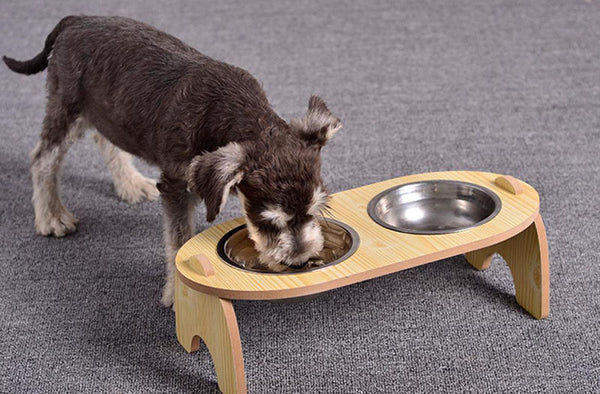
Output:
[174, 171, 549, 393]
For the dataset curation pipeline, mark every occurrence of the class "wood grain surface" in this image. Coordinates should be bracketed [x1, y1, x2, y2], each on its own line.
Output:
[176, 171, 540, 300]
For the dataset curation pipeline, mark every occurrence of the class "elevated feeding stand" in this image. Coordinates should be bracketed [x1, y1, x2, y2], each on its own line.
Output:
[174, 171, 549, 393]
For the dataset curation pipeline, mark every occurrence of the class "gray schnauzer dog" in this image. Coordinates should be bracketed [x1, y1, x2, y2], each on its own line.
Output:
[3, 16, 342, 306]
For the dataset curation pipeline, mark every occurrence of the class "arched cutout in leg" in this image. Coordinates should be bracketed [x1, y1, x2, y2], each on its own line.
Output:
[465, 250, 493, 271]
[465, 214, 549, 319]
[175, 276, 247, 394]
[187, 335, 201, 353]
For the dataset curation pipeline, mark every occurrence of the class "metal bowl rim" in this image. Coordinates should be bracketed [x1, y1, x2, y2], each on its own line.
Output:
[366, 179, 502, 235]
[216, 217, 360, 275]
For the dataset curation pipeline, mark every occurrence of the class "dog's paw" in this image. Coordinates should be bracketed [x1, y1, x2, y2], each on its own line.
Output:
[116, 175, 160, 204]
[35, 209, 78, 237]
[160, 281, 175, 308]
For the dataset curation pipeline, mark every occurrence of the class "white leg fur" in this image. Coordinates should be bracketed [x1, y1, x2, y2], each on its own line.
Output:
[160, 199, 196, 307]
[93, 133, 159, 203]
[161, 237, 179, 308]
[31, 118, 86, 237]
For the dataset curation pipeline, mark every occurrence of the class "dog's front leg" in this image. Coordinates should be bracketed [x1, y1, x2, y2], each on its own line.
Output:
[158, 175, 196, 307]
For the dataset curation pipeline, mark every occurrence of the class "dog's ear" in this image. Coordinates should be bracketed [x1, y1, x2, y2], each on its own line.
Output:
[187, 142, 247, 222]
[290, 95, 342, 146]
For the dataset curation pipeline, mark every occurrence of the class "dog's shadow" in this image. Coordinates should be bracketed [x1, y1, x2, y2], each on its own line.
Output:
[229, 255, 528, 391]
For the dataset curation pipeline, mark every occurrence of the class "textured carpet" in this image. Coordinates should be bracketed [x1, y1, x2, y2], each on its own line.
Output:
[1, 1, 599, 393]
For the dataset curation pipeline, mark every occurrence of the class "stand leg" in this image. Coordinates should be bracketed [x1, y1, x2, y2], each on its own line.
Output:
[175, 276, 247, 394]
[465, 214, 549, 319]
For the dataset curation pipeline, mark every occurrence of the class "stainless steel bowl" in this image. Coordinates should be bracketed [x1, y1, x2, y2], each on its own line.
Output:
[217, 218, 359, 274]
[367, 180, 501, 234]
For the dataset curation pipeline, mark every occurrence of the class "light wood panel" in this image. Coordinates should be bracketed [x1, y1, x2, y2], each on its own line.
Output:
[176, 171, 540, 300]
[189, 254, 215, 277]
[465, 214, 549, 319]
[175, 275, 246, 393]
[495, 175, 524, 195]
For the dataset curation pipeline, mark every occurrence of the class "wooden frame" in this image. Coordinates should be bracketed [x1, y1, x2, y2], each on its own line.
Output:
[173, 171, 549, 393]
[465, 214, 549, 319]
[175, 276, 246, 394]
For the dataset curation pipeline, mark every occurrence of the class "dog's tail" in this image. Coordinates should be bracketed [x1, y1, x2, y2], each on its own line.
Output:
[3, 16, 75, 75]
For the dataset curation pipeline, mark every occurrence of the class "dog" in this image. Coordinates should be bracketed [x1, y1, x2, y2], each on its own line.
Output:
[3, 16, 342, 306]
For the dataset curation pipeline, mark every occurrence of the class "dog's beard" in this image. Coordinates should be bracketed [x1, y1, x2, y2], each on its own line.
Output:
[245, 219, 324, 272]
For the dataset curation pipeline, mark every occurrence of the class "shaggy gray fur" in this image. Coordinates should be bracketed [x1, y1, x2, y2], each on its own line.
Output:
[3, 15, 342, 305]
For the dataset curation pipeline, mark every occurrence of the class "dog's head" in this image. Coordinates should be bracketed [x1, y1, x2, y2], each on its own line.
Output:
[187, 95, 342, 271]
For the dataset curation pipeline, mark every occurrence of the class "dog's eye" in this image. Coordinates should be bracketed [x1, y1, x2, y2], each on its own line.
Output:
[260, 205, 292, 228]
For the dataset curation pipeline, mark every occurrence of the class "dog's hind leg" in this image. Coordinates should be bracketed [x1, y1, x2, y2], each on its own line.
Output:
[93, 133, 159, 204]
[31, 111, 85, 237]
[158, 174, 197, 307]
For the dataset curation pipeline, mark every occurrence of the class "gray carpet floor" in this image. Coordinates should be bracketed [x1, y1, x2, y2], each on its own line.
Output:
[1, 1, 599, 393]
